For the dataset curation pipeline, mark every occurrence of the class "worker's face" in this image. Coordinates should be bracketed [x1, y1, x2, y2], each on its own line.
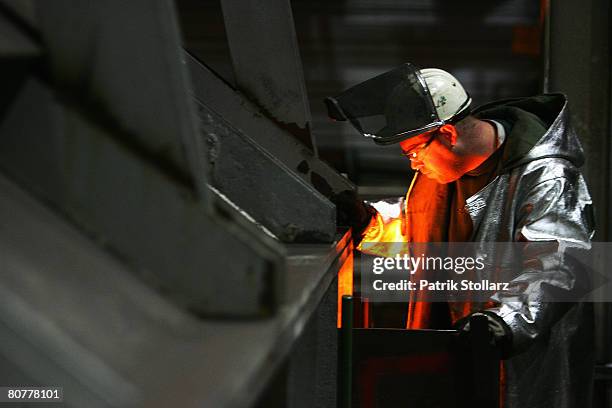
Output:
[399, 127, 477, 184]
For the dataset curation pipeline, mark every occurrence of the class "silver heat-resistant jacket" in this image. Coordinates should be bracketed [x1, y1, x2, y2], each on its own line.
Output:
[469, 95, 595, 408]
[367, 94, 595, 408]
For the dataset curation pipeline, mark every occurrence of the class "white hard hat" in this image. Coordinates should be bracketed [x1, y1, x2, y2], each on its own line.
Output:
[419, 68, 471, 122]
[325, 63, 473, 145]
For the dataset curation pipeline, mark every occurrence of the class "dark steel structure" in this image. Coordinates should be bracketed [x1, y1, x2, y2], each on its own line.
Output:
[0, 0, 610, 407]
[339, 297, 500, 408]
[545, 2, 612, 405]
[0, 0, 350, 407]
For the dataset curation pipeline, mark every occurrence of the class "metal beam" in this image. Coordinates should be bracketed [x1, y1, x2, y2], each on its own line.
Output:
[0, 7, 40, 119]
[188, 54, 356, 202]
[0, 78, 284, 317]
[0, 0, 37, 29]
[197, 99, 337, 243]
[547, 1, 612, 400]
[34, 0, 209, 198]
[220, 0, 317, 152]
[0, 171, 349, 407]
[0, 8, 38, 57]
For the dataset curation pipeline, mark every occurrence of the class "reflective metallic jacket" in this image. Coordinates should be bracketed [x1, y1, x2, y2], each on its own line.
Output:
[367, 94, 595, 408]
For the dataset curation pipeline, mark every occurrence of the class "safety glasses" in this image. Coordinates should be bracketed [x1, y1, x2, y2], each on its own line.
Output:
[400, 133, 437, 159]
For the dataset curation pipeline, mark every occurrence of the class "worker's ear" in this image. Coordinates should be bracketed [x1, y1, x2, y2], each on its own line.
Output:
[438, 124, 457, 146]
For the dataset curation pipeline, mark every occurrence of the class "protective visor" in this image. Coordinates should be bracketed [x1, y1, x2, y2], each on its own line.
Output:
[325, 63, 469, 145]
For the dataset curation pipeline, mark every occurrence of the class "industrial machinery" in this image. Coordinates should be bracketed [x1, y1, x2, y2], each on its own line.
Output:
[0, 1, 610, 407]
[0, 1, 354, 406]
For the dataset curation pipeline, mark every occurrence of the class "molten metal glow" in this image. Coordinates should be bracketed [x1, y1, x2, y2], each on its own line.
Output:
[356, 214, 408, 256]
[356, 173, 429, 328]
[337, 241, 354, 328]
[356, 173, 418, 256]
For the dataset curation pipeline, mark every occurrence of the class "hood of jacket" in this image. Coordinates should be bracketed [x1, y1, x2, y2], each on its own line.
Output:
[473, 93, 585, 171]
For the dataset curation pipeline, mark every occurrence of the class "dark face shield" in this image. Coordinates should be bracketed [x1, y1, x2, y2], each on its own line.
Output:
[325, 64, 445, 145]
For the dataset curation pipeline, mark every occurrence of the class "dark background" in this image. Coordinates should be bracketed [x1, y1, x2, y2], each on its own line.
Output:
[177, 0, 544, 196]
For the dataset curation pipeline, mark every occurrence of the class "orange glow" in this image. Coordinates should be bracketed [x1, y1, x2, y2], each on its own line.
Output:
[337, 241, 354, 328]
[356, 212, 408, 256]
[356, 173, 418, 256]
[512, 26, 541, 56]
[362, 297, 370, 328]
[355, 173, 436, 329]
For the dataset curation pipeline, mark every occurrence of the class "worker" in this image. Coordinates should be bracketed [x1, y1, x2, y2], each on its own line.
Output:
[326, 63, 595, 408]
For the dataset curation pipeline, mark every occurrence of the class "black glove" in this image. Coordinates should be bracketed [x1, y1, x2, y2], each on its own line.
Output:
[331, 190, 376, 234]
[454, 311, 513, 359]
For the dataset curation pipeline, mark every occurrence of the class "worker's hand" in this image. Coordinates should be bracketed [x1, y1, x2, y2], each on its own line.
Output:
[331, 191, 376, 235]
[454, 311, 513, 359]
